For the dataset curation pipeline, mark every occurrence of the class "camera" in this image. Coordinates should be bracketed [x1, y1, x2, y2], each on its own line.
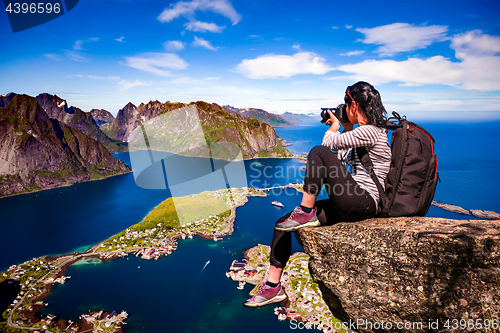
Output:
[320, 104, 349, 124]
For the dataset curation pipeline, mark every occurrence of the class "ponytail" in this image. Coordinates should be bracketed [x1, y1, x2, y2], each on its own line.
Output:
[344, 81, 387, 128]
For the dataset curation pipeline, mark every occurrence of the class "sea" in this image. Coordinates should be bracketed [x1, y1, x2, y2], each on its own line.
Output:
[0, 122, 499, 332]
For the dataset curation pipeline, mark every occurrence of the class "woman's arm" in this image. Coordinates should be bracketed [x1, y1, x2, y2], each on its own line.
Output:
[323, 125, 381, 150]
[325, 109, 352, 134]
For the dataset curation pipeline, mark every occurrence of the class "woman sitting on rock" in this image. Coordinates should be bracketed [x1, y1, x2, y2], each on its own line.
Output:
[244, 81, 392, 307]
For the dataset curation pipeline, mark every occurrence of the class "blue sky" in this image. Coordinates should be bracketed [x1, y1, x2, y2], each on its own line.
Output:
[1, 0, 500, 121]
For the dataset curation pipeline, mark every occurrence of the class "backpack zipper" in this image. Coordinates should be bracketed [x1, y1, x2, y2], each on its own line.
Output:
[409, 126, 435, 155]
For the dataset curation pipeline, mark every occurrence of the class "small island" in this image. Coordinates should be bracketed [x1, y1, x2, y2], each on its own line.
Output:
[88, 186, 267, 260]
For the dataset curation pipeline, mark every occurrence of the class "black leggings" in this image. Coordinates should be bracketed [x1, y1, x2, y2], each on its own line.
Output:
[269, 145, 377, 268]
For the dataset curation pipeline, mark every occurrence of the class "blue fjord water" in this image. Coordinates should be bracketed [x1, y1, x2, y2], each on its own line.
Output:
[1, 122, 499, 332]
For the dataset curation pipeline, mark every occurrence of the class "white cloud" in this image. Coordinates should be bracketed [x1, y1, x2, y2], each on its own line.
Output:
[275, 93, 330, 102]
[115, 37, 125, 42]
[340, 50, 365, 56]
[292, 42, 301, 50]
[356, 23, 448, 56]
[192, 36, 218, 51]
[124, 53, 189, 76]
[236, 52, 334, 79]
[345, 25, 353, 29]
[73, 40, 84, 50]
[168, 77, 201, 84]
[332, 26, 339, 30]
[338, 56, 460, 86]
[158, 0, 241, 25]
[384, 96, 500, 120]
[117, 79, 153, 90]
[168, 76, 221, 84]
[164, 40, 185, 51]
[451, 29, 500, 57]
[77, 74, 121, 81]
[54, 38, 101, 62]
[291, 80, 313, 85]
[44, 53, 61, 61]
[73, 38, 99, 50]
[184, 21, 225, 33]
[75, 74, 151, 90]
[65, 50, 86, 62]
[336, 30, 500, 91]
[209, 85, 269, 95]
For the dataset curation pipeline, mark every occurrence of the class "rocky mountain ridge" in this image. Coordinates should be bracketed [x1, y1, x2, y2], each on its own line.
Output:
[0, 92, 294, 196]
[223, 105, 298, 127]
[223, 105, 318, 127]
[282, 111, 318, 124]
[0, 95, 130, 197]
[103, 100, 292, 159]
[35, 93, 127, 152]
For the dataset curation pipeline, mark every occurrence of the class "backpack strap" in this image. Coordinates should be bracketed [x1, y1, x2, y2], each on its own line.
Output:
[386, 111, 403, 130]
[388, 111, 402, 123]
[356, 146, 386, 211]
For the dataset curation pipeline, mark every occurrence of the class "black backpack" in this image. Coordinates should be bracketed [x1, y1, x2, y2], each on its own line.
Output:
[357, 112, 439, 217]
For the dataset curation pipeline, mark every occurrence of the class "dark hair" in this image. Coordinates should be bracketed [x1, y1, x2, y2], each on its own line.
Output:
[344, 81, 387, 128]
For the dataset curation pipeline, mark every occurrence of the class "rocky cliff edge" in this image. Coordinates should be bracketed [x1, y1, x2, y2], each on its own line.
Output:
[295, 217, 500, 332]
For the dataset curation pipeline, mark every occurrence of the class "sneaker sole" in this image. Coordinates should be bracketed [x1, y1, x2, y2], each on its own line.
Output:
[243, 293, 287, 308]
[274, 220, 320, 232]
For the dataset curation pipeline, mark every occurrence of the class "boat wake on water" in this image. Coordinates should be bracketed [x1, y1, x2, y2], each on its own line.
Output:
[194, 260, 211, 280]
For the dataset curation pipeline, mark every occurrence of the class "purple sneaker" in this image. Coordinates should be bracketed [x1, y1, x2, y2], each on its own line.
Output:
[274, 206, 319, 231]
[243, 282, 287, 307]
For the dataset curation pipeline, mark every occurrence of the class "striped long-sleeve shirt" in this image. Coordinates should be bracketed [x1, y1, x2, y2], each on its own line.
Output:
[322, 125, 391, 208]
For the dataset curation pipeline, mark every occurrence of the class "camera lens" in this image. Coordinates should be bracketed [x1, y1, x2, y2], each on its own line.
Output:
[320, 109, 329, 123]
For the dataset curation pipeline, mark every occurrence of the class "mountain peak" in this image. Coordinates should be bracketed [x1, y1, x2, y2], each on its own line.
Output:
[0, 92, 17, 107]
[35, 93, 125, 152]
[3, 94, 49, 125]
[90, 109, 115, 127]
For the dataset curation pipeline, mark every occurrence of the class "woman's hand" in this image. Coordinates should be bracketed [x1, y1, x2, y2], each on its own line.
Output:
[325, 109, 353, 133]
[325, 110, 341, 131]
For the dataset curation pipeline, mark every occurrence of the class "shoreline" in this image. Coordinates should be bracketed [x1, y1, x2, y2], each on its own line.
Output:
[0, 150, 306, 200]
[5, 252, 106, 332]
[88, 187, 268, 252]
[0, 169, 132, 200]
[1, 184, 291, 331]
[125, 147, 302, 161]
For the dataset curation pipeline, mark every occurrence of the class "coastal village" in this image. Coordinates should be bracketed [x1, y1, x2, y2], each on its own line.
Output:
[1, 254, 129, 332]
[93, 186, 267, 261]
[227, 244, 346, 333]
[0, 185, 306, 332]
